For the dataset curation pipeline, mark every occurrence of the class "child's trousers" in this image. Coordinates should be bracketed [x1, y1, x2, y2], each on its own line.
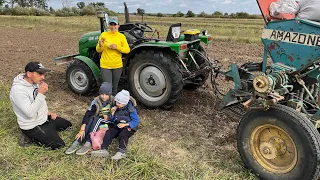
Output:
[77, 116, 109, 143]
[101, 127, 135, 151]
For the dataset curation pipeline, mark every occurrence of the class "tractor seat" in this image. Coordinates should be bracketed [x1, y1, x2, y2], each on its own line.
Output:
[166, 23, 182, 42]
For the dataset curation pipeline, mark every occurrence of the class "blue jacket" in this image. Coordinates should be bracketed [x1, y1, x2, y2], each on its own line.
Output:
[109, 100, 139, 130]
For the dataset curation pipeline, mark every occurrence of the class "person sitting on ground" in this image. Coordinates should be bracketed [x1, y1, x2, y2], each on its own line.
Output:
[65, 82, 115, 155]
[10, 61, 72, 150]
[91, 89, 139, 160]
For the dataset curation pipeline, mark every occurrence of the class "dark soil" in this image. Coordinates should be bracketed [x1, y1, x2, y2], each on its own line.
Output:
[0, 26, 264, 169]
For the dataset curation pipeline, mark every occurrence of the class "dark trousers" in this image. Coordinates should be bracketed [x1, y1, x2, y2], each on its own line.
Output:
[21, 117, 72, 150]
[101, 68, 123, 96]
[78, 117, 108, 143]
[102, 127, 134, 151]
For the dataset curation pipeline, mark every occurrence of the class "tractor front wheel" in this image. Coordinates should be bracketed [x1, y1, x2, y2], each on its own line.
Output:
[128, 50, 183, 109]
[237, 105, 320, 180]
[66, 60, 97, 95]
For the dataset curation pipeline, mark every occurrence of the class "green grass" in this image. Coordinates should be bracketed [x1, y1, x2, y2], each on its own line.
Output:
[0, 15, 265, 44]
[0, 81, 257, 179]
[0, 14, 260, 178]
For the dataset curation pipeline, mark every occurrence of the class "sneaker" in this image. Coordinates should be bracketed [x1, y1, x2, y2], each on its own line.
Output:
[76, 142, 91, 155]
[91, 149, 109, 157]
[111, 151, 126, 160]
[18, 131, 32, 147]
[65, 141, 80, 155]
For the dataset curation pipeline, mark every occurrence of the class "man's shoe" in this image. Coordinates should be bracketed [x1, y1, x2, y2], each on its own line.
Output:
[65, 141, 80, 155]
[111, 151, 126, 160]
[18, 130, 32, 147]
[76, 141, 91, 155]
[91, 149, 109, 157]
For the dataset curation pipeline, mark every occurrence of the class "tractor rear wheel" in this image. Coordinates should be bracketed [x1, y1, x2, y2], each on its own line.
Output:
[184, 45, 210, 90]
[237, 105, 320, 180]
[66, 60, 97, 95]
[128, 50, 183, 109]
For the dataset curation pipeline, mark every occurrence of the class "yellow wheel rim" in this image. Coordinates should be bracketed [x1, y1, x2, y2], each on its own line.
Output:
[250, 124, 297, 173]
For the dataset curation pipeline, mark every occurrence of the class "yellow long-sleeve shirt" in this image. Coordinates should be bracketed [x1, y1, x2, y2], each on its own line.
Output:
[96, 31, 130, 69]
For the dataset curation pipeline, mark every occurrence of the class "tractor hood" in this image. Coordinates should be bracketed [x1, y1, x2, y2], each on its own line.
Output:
[79, 31, 101, 57]
[80, 31, 101, 42]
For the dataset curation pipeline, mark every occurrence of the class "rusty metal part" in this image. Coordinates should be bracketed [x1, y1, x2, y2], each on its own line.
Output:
[250, 124, 297, 173]
[262, 92, 285, 108]
[242, 97, 255, 108]
[297, 77, 319, 108]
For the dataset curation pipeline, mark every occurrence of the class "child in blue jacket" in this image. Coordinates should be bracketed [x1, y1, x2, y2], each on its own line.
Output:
[91, 89, 139, 159]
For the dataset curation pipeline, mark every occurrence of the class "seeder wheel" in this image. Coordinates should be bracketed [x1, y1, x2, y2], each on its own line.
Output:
[237, 105, 320, 180]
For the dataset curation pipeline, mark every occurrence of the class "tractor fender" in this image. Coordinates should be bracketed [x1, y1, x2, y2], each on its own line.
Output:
[124, 44, 176, 68]
[74, 55, 101, 77]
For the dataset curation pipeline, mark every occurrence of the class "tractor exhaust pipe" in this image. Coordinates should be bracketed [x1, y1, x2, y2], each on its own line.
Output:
[96, 11, 105, 33]
[124, 2, 130, 23]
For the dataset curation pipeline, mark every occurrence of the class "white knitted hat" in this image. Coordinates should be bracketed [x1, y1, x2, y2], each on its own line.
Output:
[115, 90, 130, 105]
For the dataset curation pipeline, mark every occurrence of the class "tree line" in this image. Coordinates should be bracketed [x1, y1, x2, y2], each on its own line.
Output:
[0, 1, 116, 16]
[0, 1, 260, 19]
[150, 10, 260, 19]
[133, 8, 260, 19]
[0, 0, 48, 9]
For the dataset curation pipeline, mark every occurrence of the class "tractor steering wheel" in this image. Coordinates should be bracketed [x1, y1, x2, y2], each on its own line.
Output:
[134, 23, 153, 32]
[128, 23, 153, 39]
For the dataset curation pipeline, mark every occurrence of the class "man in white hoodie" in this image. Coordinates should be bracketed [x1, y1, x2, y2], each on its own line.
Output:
[10, 62, 72, 150]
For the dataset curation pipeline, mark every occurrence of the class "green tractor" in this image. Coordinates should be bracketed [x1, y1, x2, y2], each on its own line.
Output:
[54, 3, 213, 109]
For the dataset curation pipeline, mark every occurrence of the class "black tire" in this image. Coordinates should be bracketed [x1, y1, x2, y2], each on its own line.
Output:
[66, 60, 97, 95]
[184, 45, 210, 90]
[237, 104, 320, 180]
[128, 50, 183, 109]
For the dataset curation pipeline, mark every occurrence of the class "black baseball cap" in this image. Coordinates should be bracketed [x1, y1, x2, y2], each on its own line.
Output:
[25, 62, 50, 74]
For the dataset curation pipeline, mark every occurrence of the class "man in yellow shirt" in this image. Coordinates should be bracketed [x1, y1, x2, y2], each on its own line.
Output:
[96, 16, 130, 95]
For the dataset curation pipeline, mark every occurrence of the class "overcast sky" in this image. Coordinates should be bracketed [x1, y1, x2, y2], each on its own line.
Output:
[48, 0, 261, 14]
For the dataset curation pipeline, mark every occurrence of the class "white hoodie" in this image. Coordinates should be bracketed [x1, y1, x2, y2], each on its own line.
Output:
[10, 73, 48, 130]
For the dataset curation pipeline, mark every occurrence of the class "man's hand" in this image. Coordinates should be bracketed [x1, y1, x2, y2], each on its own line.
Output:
[48, 112, 57, 120]
[38, 82, 48, 94]
[110, 44, 117, 50]
[117, 123, 129, 129]
[99, 38, 105, 47]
